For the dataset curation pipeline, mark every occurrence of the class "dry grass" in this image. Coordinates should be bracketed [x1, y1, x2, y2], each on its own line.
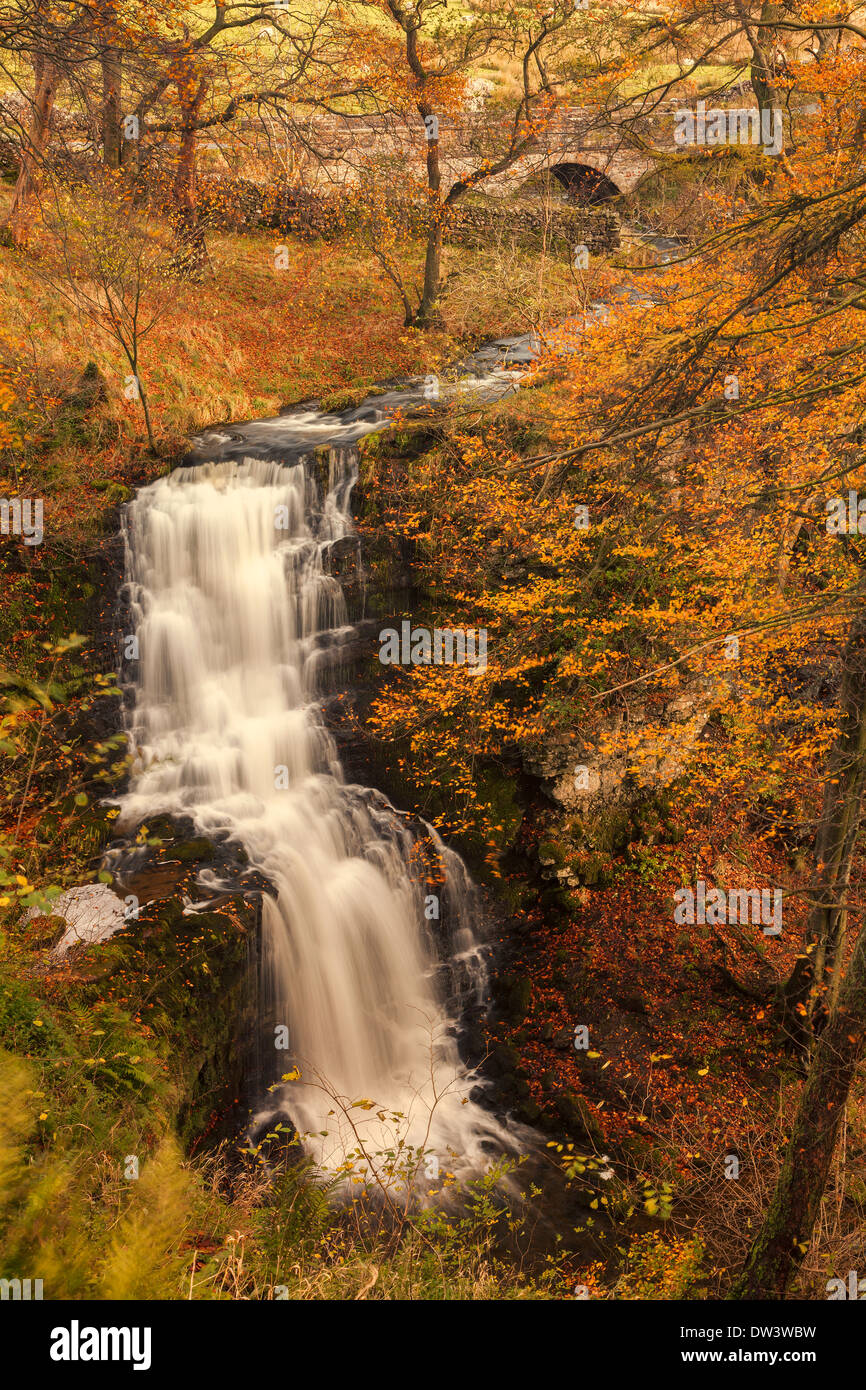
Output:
[638, 1073, 866, 1299]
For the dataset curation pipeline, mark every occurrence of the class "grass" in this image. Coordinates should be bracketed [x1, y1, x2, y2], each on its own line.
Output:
[617, 62, 746, 100]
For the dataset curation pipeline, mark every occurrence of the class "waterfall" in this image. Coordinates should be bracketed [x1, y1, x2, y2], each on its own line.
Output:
[116, 449, 513, 1186]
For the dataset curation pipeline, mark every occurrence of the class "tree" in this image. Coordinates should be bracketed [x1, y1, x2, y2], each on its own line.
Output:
[731, 608, 866, 1299]
[356, 0, 577, 327]
[8, 57, 58, 249]
[0, 1, 111, 246]
[41, 174, 175, 450]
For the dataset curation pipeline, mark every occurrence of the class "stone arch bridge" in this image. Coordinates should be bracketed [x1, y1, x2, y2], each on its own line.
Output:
[305, 97, 749, 202]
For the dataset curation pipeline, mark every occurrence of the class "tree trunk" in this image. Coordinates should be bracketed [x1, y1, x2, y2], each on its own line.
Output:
[170, 76, 208, 278]
[137, 379, 156, 454]
[731, 927, 866, 1298]
[741, 1, 782, 117]
[396, 0, 445, 333]
[102, 48, 122, 169]
[403, 94, 445, 328]
[783, 606, 866, 1047]
[412, 219, 444, 328]
[8, 63, 58, 249]
[732, 602, 866, 1298]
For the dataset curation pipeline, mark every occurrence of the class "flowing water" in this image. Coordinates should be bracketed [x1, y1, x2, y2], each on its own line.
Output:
[116, 435, 515, 1185]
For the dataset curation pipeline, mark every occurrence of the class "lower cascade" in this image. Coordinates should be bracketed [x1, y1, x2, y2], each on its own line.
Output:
[115, 448, 512, 1184]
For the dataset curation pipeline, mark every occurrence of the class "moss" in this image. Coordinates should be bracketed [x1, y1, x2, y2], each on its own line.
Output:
[59, 892, 257, 1148]
[555, 1091, 604, 1146]
[93, 480, 132, 505]
[538, 838, 568, 868]
[538, 884, 570, 912]
[517, 1098, 542, 1124]
[570, 850, 614, 887]
[319, 385, 372, 413]
[172, 837, 218, 864]
[473, 768, 523, 856]
[487, 1040, 522, 1076]
[497, 973, 532, 1021]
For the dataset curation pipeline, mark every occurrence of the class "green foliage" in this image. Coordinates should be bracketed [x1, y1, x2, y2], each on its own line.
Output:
[612, 1232, 705, 1300]
[100, 1137, 197, 1300]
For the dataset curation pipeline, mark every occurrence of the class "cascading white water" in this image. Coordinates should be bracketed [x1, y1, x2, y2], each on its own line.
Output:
[117, 448, 513, 1185]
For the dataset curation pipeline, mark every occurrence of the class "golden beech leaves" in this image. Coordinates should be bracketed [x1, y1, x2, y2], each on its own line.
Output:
[369, 44, 866, 867]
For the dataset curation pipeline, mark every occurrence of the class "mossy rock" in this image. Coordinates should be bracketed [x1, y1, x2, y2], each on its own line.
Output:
[172, 837, 218, 864]
[486, 1040, 522, 1077]
[570, 851, 614, 887]
[137, 815, 177, 842]
[495, 972, 532, 1022]
[538, 884, 570, 912]
[319, 385, 372, 413]
[517, 1098, 542, 1124]
[538, 838, 568, 868]
[555, 1091, 604, 1146]
[567, 805, 632, 856]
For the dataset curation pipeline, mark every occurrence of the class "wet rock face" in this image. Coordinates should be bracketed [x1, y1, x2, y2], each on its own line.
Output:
[105, 813, 273, 915]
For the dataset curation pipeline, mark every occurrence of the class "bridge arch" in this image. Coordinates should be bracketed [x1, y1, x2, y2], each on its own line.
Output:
[549, 162, 621, 203]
